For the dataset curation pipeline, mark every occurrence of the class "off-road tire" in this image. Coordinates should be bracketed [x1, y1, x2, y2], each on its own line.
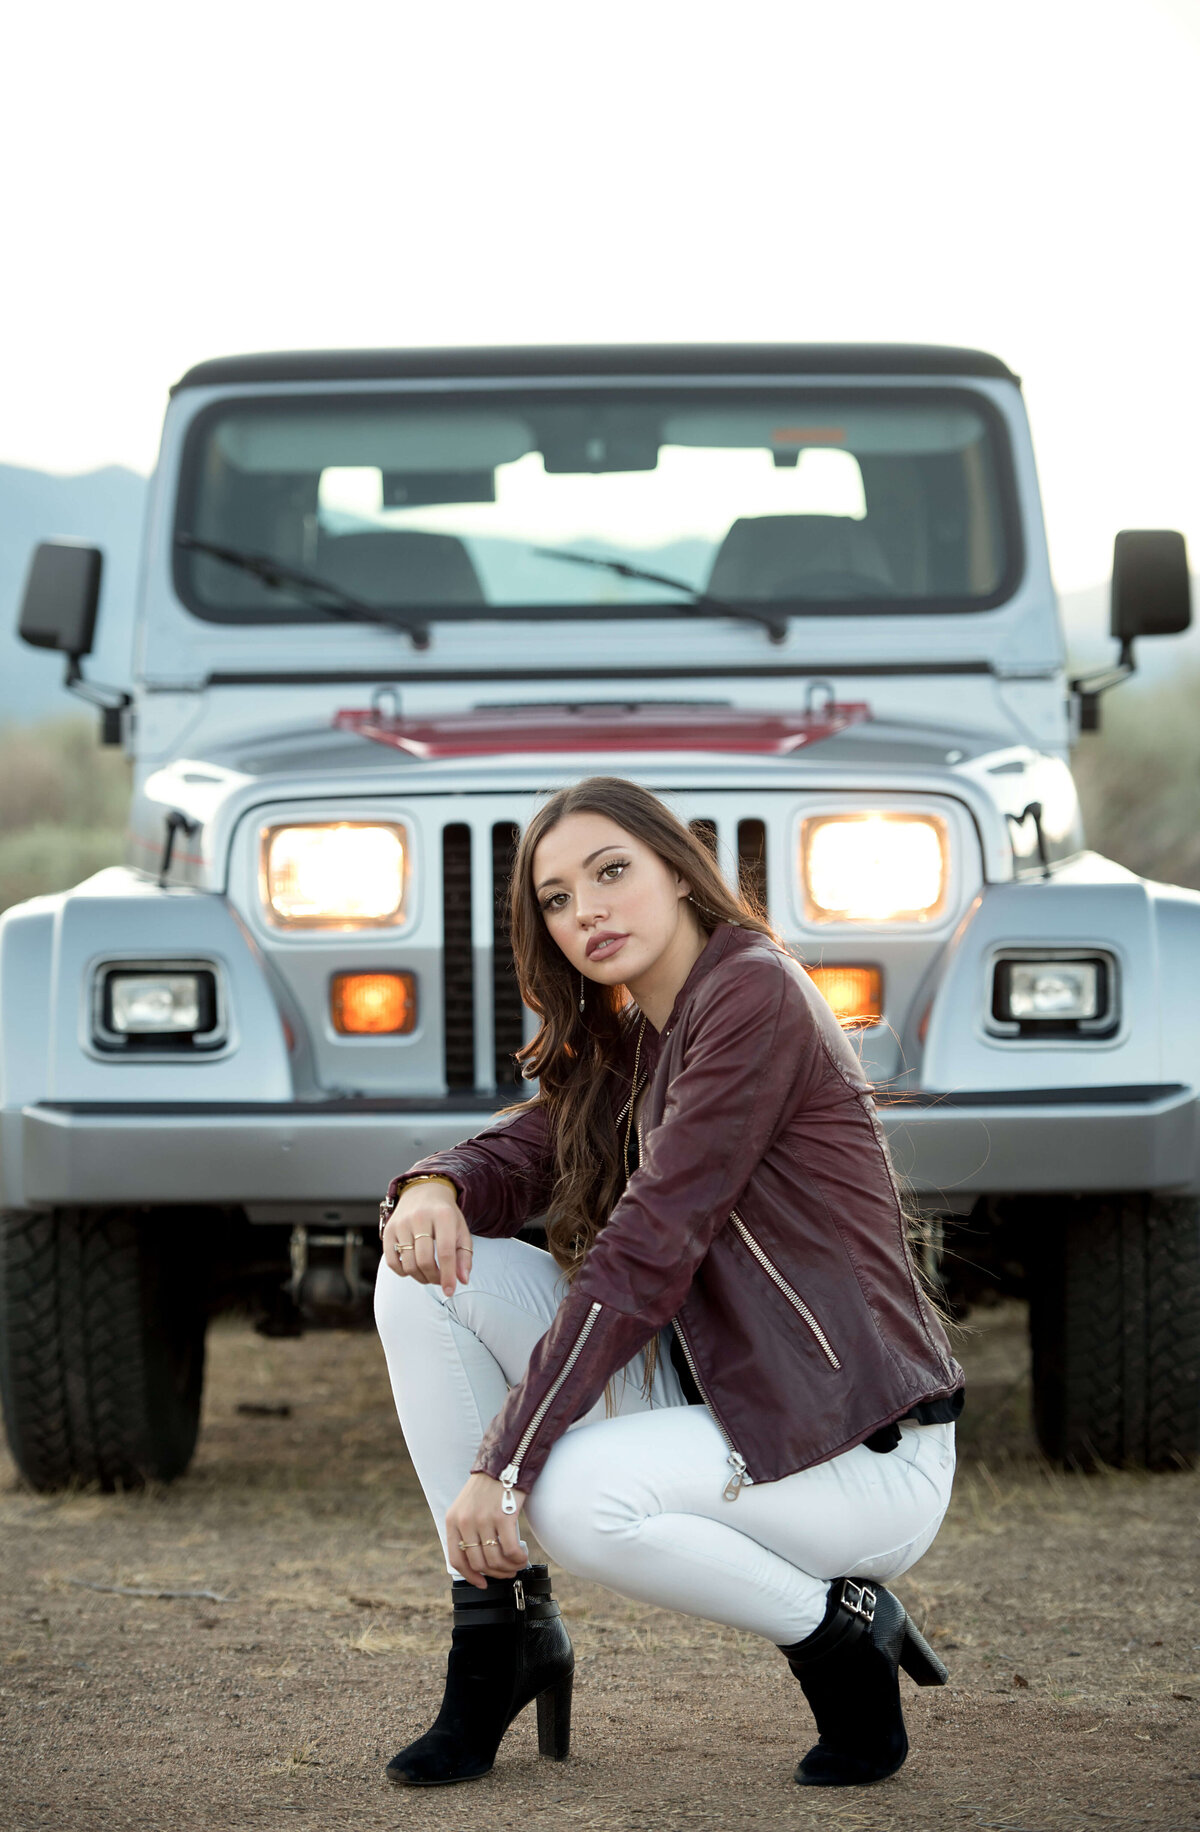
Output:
[1028, 1192, 1200, 1470]
[0, 1207, 206, 1491]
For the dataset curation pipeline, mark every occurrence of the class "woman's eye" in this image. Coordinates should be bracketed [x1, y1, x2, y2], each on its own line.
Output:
[599, 860, 628, 881]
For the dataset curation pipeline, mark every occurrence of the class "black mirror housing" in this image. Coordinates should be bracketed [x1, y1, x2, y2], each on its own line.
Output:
[1111, 529, 1191, 643]
[18, 540, 103, 657]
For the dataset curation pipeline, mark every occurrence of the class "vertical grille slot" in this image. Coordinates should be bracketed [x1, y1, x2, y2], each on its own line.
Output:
[491, 822, 524, 1087]
[689, 817, 718, 859]
[737, 818, 768, 917]
[442, 824, 475, 1090]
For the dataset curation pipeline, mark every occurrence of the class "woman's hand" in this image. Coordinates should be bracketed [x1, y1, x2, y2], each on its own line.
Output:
[447, 1472, 531, 1586]
[382, 1181, 474, 1297]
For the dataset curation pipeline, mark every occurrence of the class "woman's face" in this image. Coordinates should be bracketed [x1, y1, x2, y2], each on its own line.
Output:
[532, 811, 694, 991]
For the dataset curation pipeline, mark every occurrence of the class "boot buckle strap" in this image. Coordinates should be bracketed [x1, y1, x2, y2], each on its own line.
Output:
[840, 1579, 877, 1624]
[453, 1597, 561, 1627]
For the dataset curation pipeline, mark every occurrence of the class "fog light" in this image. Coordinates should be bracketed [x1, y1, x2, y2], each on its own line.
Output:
[994, 958, 1102, 1023]
[95, 964, 223, 1052]
[111, 974, 202, 1032]
[807, 965, 883, 1027]
[331, 972, 417, 1034]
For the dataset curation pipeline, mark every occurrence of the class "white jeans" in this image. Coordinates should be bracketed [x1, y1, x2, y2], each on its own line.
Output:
[374, 1233, 956, 1644]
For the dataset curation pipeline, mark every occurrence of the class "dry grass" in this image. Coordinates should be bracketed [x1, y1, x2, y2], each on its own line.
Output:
[1, 1301, 1197, 1832]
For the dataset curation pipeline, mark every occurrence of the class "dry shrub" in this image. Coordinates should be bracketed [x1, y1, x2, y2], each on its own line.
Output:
[0, 714, 130, 912]
[1072, 664, 1200, 890]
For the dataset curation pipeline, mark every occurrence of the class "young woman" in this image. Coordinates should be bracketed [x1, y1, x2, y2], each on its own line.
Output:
[374, 776, 964, 1791]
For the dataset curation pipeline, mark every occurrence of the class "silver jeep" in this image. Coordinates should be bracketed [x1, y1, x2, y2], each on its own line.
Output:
[2, 343, 1196, 1487]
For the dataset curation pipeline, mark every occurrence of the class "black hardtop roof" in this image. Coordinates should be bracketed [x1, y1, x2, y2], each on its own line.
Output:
[172, 342, 1019, 393]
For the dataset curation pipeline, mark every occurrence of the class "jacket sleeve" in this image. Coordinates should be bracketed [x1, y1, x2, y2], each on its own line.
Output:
[470, 953, 808, 1493]
[384, 1098, 555, 1239]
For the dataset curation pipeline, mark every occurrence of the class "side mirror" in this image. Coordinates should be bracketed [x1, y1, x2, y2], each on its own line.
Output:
[16, 539, 129, 746]
[18, 540, 103, 657]
[1111, 529, 1191, 644]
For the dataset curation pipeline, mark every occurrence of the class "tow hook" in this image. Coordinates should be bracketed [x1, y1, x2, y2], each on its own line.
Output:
[288, 1224, 370, 1324]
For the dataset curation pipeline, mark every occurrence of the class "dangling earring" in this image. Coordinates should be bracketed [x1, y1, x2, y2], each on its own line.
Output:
[579, 970, 586, 1013]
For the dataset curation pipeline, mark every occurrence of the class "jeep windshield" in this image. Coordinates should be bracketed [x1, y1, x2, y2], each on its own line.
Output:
[173, 386, 1019, 627]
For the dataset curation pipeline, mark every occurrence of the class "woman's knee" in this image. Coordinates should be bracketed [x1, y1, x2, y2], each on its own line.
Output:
[524, 1430, 645, 1578]
[373, 1230, 514, 1335]
[373, 1255, 447, 1345]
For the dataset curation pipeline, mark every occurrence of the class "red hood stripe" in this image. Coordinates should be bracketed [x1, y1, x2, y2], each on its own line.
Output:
[333, 703, 870, 759]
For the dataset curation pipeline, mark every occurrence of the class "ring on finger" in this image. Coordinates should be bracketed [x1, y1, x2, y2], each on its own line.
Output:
[412, 1231, 434, 1242]
[457, 1539, 482, 1549]
[482, 1538, 500, 1546]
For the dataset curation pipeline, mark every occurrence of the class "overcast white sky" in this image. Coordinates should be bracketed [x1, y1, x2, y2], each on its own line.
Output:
[3, 0, 1198, 592]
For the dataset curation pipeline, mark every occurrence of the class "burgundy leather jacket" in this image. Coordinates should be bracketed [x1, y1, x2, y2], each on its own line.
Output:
[387, 922, 964, 1509]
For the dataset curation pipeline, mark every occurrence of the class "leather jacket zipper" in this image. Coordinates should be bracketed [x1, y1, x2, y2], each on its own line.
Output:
[498, 1300, 603, 1512]
[728, 1209, 841, 1370]
[634, 1097, 754, 1501]
[670, 1312, 755, 1500]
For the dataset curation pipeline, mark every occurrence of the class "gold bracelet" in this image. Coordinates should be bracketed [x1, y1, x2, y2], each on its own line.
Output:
[379, 1173, 458, 1241]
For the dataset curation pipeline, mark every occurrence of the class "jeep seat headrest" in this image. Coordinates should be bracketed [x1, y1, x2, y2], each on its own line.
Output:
[315, 529, 485, 606]
[706, 513, 895, 600]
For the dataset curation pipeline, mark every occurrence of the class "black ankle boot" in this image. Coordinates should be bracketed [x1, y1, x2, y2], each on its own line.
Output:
[776, 1576, 948, 1788]
[385, 1564, 574, 1787]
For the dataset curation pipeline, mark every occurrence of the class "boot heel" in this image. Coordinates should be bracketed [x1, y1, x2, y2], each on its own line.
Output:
[535, 1667, 573, 1760]
[898, 1617, 948, 1687]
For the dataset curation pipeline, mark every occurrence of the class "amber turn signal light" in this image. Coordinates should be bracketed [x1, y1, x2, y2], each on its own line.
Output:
[331, 972, 417, 1035]
[807, 965, 883, 1027]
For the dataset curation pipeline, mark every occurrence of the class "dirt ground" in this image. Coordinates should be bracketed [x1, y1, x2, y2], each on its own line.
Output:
[1, 1298, 1197, 1832]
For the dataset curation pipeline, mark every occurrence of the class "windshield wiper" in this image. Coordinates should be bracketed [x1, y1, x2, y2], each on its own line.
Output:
[531, 546, 788, 644]
[175, 534, 431, 649]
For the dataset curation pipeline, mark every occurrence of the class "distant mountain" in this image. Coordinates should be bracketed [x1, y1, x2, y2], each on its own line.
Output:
[0, 463, 146, 724]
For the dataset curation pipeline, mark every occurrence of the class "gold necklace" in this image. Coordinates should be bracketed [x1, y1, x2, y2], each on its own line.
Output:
[623, 1014, 647, 1179]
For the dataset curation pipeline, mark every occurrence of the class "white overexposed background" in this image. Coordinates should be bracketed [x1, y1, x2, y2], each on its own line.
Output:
[1, 0, 1198, 701]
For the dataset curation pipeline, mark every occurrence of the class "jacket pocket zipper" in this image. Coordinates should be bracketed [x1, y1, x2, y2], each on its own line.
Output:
[728, 1209, 842, 1370]
[670, 1314, 755, 1501]
[498, 1300, 603, 1512]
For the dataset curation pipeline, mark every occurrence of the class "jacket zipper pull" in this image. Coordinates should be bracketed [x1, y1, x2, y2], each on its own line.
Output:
[722, 1452, 752, 1501]
[512, 1576, 525, 1611]
[498, 1462, 521, 1515]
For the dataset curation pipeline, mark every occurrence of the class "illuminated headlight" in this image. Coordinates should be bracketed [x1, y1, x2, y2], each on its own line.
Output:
[261, 823, 408, 927]
[800, 814, 948, 923]
[94, 963, 223, 1052]
[992, 955, 1113, 1033]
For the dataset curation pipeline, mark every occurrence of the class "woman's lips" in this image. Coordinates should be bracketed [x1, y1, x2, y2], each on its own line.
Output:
[586, 933, 629, 962]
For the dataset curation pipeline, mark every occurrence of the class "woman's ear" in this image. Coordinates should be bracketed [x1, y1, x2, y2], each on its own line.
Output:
[674, 872, 692, 902]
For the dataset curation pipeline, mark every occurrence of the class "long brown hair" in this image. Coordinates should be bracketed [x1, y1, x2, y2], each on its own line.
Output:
[497, 776, 782, 1408]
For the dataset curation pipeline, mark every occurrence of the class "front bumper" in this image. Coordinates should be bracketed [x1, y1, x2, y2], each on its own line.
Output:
[8, 1082, 1199, 1210]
